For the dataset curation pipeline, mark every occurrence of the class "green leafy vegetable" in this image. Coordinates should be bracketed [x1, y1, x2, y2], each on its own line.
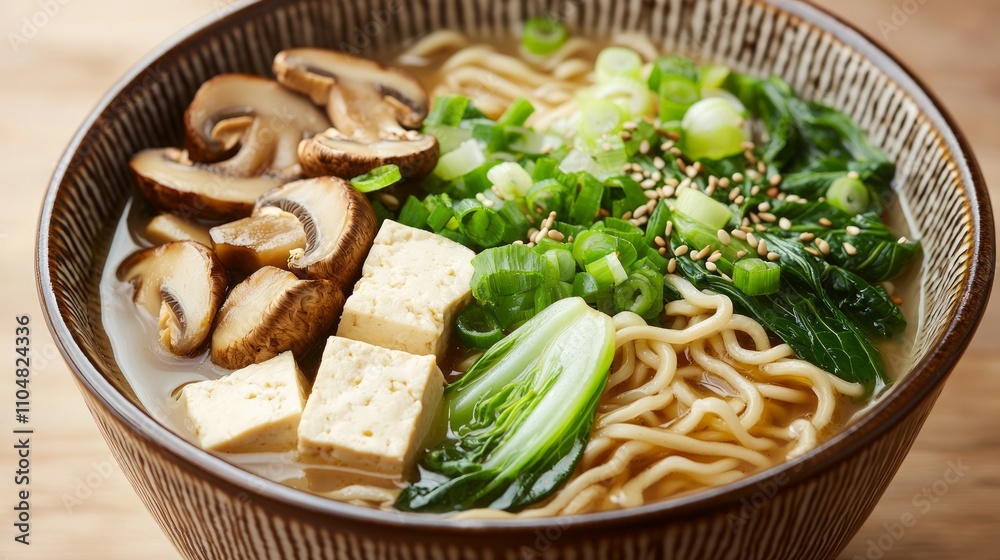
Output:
[395, 298, 615, 512]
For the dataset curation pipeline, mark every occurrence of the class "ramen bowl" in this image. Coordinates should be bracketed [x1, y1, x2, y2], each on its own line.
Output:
[36, 0, 994, 558]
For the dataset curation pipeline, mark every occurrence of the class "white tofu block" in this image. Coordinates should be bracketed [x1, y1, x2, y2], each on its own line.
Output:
[337, 220, 475, 359]
[297, 336, 445, 476]
[179, 352, 306, 453]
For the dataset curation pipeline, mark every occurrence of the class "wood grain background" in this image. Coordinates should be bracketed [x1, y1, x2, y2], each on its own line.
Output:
[0, 0, 996, 558]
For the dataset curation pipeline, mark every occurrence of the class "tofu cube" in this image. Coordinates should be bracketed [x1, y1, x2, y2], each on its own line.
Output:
[179, 352, 306, 453]
[297, 336, 445, 476]
[337, 220, 475, 360]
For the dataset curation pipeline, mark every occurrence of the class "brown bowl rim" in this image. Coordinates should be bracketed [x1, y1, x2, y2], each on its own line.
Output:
[35, 0, 995, 533]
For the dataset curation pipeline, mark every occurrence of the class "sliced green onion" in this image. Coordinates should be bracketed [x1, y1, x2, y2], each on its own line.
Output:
[604, 175, 649, 215]
[455, 304, 504, 349]
[596, 47, 643, 83]
[577, 99, 625, 144]
[544, 248, 576, 283]
[397, 195, 430, 228]
[350, 164, 401, 193]
[602, 218, 644, 251]
[699, 64, 731, 94]
[497, 97, 536, 127]
[558, 150, 600, 176]
[453, 198, 506, 247]
[572, 230, 618, 267]
[826, 176, 871, 215]
[423, 194, 455, 232]
[434, 139, 486, 180]
[613, 274, 657, 316]
[522, 18, 569, 56]
[426, 95, 471, 127]
[497, 201, 531, 241]
[370, 198, 393, 223]
[647, 56, 699, 92]
[487, 162, 533, 199]
[675, 187, 732, 230]
[532, 157, 563, 182]
[733, 258, 781, 296]
[568, 173, 603, 225]
[640, 245, 670, 275]
[471, 244, 547, 303]
[462, 161, 499, 194]
[590, 134, 628, 174]
[681, 97, 748, 161]
[584, 78, 653, 120]
[525, 179, 569, 222]
[572, 271, 602, 302]
[423, 124, 472, 154]
[586, 252, 629, 288]
[506, 127, 564, 155]
[658, 76, 700, 123]
[629, 266, 665, 318]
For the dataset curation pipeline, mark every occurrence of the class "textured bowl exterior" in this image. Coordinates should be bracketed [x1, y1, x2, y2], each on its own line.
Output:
[37, 1, 994, 559]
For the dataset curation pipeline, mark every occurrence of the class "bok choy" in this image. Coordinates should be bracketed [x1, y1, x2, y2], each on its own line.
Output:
[395, 297, 615, 513]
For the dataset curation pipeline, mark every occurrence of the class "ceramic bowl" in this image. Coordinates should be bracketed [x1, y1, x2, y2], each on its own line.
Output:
[37, 0, 994, 558]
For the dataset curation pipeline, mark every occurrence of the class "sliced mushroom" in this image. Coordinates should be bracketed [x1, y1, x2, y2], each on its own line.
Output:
[273, 49, 438, 180]
[211, 266, 344, 370]
[209, 207, 307, 275]
[184, 74, 331, 179]
[130, 148, 283, 221]
[117, 241, 228, 356]
[145, 213, 212, 246]
[256, 177, 377, 287]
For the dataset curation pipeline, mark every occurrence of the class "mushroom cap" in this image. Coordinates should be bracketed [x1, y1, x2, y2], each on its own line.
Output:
[255, 177, 377, 289]
[210, 266, 344, 370]
[130, 148, 283, 221]
[298, 130, 439, 180]
[273, 49, 429, 127]
[209, 207, 307, 275]
[116, 241, 228, 357]
[184, 74, 331, 178]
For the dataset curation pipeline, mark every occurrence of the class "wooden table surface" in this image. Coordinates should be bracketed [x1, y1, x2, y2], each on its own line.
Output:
[0, 0, 996, 558]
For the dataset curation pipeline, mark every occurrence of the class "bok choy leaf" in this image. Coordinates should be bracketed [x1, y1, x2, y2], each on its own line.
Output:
[395, 297, 615, 513]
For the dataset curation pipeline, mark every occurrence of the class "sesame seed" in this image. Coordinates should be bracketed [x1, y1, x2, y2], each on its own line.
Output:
[654, 236, 666, 247]
[378, 193, 400, 208]
[721, 273, 733, 282]
[757, 239, 769, 257]
[766, 187, 780, 197]
[706, 261, 718, 272]
[733, 172, 744, 182]
[843, 242, 858, 255]
[665, 177, 680, 187]
[662, 186, 675, 198]
[658, 247, 667, 255]
[736, 250, 748, 258]
[745, 151, 758, 164]
[481, 199, 495, 208]
[639, 140, 651, 154]
[750, 213, 761, 225]
[759, 212, 777, 223]
[513, 240, 523, 245]
[757, 161, 767, 174]
[729, 188, 740, 201]
[756, 224, 767, 232]
[620, 131, 632, 141]
[846, 226, 861, 236]
[670, 147, 683, 157]
[779, 217, 792, 231]
[632, 163, 644, 173]
[847, 170, 860, 180]
[741, 141, 756, 151]
[633, 205, 649, 219]
[758, 202, 772, 212]
[664, 222, 673, 238]
[668, 258, 677, 274]
[800, 232, 816, 242]
[898, 236, 909, 244]
[666, 131, 681, 141]
[660, 142, 673, 152]
[767, 252, 781, 262]
[708, 251, 723, 263]
[735, 195, 746, 205]
[621, 211, 633, 220]
[653, 156, 666, 170]
[818, 217, 833, 227]
[714, 231, 730, 246]
[631, 172, 645, 182]
[641, 179, 657, 189]
[805, 247, 820, 256]
[769, 174, 783, 187]
[719, 177, 731, 188]
[623, 121, 638, 131]
[536, 227, 549, 242]
[675, 245, 690, 256]
[750, 185, 761, 196]
[731, 229, 748, 240]
[747, 233, 759, 247]
[816, 238, 831, 255]
[694, 246, 713, 261]
[677, 160, 688, 172]
[643, 190, 657, 200]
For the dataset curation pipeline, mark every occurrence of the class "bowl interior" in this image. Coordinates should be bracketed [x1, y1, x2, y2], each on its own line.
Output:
[39, 0, 991, 521]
